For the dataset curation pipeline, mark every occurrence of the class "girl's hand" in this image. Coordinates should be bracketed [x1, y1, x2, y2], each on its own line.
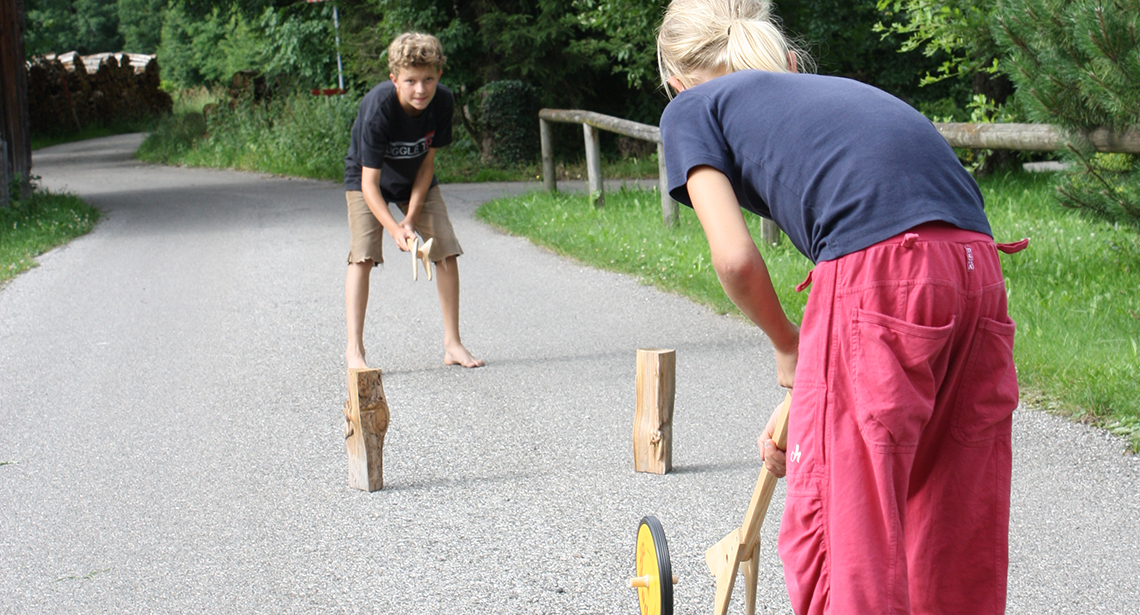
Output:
[757, 400, 788, 477]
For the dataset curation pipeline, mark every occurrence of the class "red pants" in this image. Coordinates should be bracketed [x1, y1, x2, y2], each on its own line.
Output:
[778, 223, 1023, 615]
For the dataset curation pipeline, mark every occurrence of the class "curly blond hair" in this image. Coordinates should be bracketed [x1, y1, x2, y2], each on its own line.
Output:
[388, 32, 446, 76]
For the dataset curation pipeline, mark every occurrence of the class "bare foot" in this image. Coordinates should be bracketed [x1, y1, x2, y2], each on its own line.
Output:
[346, 351, 369, 370]
[444, 343, 485, 368]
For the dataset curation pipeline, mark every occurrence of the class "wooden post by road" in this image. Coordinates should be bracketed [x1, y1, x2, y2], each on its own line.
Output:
[634, 349, 676, 474]
[540, 117, 556, 193]
[344, 368, 390, 491]
[657, 142, 677, 227]
[584, 123, 604, 208]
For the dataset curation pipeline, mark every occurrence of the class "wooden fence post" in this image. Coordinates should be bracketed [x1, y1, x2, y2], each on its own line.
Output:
[634, 348, 676, 474]
[657, 142, 677, 227]
[344, 368, 390, 491]
[584, 123, 604, 208]
[761, 219, 782, 246]
[540, 117, 556, 193]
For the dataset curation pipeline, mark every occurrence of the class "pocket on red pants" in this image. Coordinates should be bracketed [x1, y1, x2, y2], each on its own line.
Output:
[952, 315, 1019, 446]
[851, 309, 955, 450]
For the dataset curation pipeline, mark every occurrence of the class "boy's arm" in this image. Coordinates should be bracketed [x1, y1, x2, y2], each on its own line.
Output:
[686, 165, 800, 388]
[400, 148, 438, 233]
[361, 166, 416, 251]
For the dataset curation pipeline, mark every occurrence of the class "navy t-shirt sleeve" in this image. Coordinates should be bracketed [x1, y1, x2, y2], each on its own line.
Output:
[661, 92, 732, 208]
[431, 89, 454, 149]
[360, 112, 388, 170]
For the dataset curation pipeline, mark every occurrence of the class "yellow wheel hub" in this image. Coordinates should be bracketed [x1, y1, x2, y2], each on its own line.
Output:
[630, 515, 673, 615]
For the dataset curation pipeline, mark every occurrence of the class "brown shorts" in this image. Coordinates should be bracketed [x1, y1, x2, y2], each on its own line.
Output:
[346, 185, 463, 265]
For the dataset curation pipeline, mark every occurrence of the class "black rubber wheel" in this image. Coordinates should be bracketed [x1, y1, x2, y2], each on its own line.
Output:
[634, 515, 673, 615]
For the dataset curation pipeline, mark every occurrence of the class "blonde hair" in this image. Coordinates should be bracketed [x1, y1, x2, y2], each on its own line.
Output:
[657, 0, 811, 97]
[388, 32, 446, 76]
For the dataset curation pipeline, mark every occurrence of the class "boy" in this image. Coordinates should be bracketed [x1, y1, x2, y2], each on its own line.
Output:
[344, 32, 483, 369]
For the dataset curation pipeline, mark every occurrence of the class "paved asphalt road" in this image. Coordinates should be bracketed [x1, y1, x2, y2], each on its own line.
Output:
[2, 134, 1138, 614]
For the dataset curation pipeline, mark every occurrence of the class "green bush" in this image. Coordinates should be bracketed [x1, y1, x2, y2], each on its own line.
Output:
[478, 80, 541, 166]
[137, 91, 358, 181]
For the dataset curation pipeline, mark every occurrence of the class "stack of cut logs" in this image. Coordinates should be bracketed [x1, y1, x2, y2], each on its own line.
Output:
[27, 53, 173, 135]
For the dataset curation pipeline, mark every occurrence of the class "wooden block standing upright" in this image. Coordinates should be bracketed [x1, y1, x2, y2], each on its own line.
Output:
[634, 348, 676, 474]
[344, 368, 390, 491]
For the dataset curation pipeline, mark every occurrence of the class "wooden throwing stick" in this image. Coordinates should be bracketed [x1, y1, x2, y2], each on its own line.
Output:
[705, 391, 791, 615]
[411, 237, 434, 281]
[344, 368, 390, 491]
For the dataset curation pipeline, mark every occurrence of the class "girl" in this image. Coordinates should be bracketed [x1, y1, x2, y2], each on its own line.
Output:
[656, 1, 1024, 614]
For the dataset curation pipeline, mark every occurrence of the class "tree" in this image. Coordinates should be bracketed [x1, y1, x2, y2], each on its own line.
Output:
[25, 0, 124, 56]
[994, 0, 1140, 223]
[118, 0, 167, 54]
[157, 3, 264, 87]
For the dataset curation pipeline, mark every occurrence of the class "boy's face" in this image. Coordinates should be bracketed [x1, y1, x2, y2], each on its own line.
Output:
[390, 65, 442, 116]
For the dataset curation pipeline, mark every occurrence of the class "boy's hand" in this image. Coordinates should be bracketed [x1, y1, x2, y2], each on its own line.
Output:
[757, 399, 788, 478]
[398, 218, 419, 243]
[388, 224, 417, 252]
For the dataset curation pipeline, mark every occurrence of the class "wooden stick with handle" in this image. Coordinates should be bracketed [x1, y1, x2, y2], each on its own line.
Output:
[705, 391, 791, 615]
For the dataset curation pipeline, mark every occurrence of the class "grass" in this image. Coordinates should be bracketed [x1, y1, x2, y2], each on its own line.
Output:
[136, 89, 661, 184]
[0, 185, 101, 286]
[476, 173, 1140, 452]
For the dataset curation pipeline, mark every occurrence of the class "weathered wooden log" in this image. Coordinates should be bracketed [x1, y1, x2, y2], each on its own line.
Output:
[935, 122, 1140, 154]
[540, 108, 660, 142]
[345, 368, 390, 491]
[634, 349, 676, 474]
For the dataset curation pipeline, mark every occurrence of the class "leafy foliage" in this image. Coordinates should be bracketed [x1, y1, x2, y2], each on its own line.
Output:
[570, 0, 669, 90]
[118, 0, 168, 54]
[157, 4, 264, 87]
[255, 3, 342, 88]
[777, 0, 968, 106]
[875, 0, 998, 86]
[993, 0, 1140, 223]
[25, 0, 124, 56]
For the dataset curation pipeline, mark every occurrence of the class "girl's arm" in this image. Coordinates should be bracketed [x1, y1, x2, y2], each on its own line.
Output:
[686, 165, 800, 388]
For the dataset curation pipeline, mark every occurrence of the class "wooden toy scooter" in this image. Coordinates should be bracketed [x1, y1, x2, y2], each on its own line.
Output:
[630, 392, 791, 615]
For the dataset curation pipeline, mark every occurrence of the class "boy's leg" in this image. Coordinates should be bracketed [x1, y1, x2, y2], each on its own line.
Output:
[401, 186, 483, 367]
[345, 261, 372, 369]
[434, 255, 483, 367]
[345, 191, 385, 369]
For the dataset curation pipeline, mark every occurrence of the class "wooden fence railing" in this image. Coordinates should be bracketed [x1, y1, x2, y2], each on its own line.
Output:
[539, 108, 1140, 238]
[539, 109, 679, 226]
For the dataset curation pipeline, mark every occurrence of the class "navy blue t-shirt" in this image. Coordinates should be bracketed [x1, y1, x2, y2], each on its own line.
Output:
[660, 71, 990, 263]
[344, 81, 454, 201]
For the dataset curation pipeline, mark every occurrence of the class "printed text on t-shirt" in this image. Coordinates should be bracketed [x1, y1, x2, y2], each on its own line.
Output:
[386, 132, 435, 160]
